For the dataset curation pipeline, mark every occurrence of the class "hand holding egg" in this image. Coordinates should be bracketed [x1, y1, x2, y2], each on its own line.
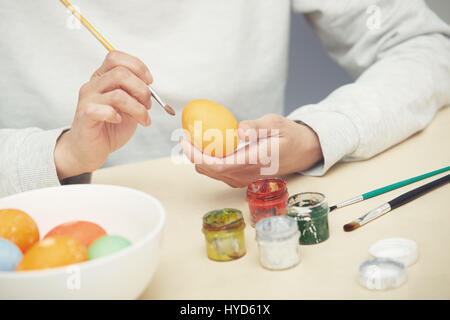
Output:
[181, 112, 323, 188]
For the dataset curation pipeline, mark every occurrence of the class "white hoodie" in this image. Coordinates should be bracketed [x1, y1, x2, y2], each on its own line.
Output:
[1, 0, 449, 197]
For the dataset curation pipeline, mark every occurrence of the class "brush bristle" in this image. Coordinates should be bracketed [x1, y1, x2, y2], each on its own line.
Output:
[164, 104, 176, 116]
[329, 205, 337, 212]
[343, 221, 360, 232]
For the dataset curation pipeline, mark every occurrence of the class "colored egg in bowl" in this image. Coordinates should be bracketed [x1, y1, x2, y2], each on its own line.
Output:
[0, 184, 165, 299]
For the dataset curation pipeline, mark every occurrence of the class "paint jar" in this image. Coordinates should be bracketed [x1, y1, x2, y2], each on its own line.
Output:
[255, 216, 300, 270]
[246, 178, 289, 227]
[358, 258, 406, 290]
[202, 208, 246, 261]
[287, 192, 330, 245]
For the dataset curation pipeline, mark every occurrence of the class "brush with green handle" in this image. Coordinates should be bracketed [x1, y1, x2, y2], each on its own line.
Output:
[329, 166, 450, 212]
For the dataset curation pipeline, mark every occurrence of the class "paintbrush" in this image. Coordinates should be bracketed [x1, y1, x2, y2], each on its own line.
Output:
[343, 173, 450, 232]
[60, 0, 175, 116]
[330, 166, 450, 212]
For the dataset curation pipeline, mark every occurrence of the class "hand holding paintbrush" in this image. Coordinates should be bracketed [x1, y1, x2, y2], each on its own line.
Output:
[55, 50, 156, 180]
[54, 0, 176, 180]
[54, 2, 177, 180]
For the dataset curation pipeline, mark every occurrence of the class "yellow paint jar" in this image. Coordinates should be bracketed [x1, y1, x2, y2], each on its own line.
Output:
[202, 208, 246, 261]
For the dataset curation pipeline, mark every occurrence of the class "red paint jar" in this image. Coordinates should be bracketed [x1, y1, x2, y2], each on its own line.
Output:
[246, 178, 288, 227]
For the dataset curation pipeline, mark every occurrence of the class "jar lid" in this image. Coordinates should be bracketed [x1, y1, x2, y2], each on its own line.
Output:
[369, 238, 418, 267]
[255, 215, 299, 241]
[287, 192, 328, 218]
[358, 258, 406, 290]
[247, 178, 287, 201]
[287, 206, 312, 219]
[202, 208, 245, 232]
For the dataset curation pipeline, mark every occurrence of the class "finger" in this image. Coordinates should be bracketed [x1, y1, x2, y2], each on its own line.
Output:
[102, 89, 150, 126]
[198, 142, 252, 172]
[92, 50, 153, 84]
[96, 66, 152, 109]
[192, 138, 276, 187]
[195, 165, 242, 188]
[238, 114, 284, 141]
[179, 139, 223, 165]
[83, 103, 122, 125]
[197, 139, 268, 179]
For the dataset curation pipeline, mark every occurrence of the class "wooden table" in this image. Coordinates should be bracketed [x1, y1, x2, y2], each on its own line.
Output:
[93, 106, 450, 299]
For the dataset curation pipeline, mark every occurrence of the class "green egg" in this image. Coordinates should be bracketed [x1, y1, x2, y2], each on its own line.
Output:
[88, 235, 131, 260]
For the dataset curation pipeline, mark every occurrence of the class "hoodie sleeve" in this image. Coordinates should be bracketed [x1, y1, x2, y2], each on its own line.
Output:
[289, 0, 450, 175]
[0, 127, 91, 198]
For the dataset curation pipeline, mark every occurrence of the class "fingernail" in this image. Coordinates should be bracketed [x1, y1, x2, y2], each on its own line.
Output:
[115, 113, 122, 122]
[145, 70, 152, 84]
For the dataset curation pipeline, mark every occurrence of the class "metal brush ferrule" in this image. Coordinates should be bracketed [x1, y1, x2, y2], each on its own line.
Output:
[148, 85, 166, 107]
[336, 195, 364, 209]
[357, 203, 391, 226]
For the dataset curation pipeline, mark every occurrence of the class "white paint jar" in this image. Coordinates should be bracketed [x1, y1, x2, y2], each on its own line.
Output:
[255, 215, 300, 270]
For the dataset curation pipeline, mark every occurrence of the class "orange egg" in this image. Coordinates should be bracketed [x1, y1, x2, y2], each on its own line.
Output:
[0, 209, 40, 253]
[44, 221, 107, 248]
[182, 99, 238, 157]
[16, 236, 88, 271]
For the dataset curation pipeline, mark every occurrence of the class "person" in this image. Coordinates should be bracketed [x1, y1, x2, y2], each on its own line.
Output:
[1, 0, 449, 197]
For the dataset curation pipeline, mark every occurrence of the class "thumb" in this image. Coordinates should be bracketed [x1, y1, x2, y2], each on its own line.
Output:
[238, 114, 284, 141]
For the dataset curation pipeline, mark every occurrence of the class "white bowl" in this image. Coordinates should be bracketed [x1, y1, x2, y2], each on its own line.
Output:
[0, 184, 165, 299]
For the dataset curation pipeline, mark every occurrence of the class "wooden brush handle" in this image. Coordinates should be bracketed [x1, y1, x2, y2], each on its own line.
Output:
[60, 0, 115, 51]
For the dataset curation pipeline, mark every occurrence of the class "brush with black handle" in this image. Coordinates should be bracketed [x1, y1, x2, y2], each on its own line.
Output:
[343, 173, 450, 232]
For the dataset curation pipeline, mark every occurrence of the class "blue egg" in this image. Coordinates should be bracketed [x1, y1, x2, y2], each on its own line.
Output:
[0, 238, 23, 271]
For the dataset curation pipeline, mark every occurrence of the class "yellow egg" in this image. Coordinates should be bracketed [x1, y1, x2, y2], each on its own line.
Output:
[182, 99, 238, 157]
[0, 208, 40, 253]
[16, 236, 88, 271]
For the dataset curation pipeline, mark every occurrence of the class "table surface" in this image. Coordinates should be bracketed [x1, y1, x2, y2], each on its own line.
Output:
[93, 106, 450, 299]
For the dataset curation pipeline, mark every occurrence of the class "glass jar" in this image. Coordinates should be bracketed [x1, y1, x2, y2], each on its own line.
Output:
[287, 192, 330, 245]
[246, 178, 289, 227]
[202, 208, 246, 261]
[255, 216, 300, 270]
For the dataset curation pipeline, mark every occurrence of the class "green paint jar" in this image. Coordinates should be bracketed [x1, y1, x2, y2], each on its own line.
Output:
[287, 192, 329, 245]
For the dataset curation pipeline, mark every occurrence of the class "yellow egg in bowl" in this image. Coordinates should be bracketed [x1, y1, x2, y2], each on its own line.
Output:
[0, 184, 165, 299]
